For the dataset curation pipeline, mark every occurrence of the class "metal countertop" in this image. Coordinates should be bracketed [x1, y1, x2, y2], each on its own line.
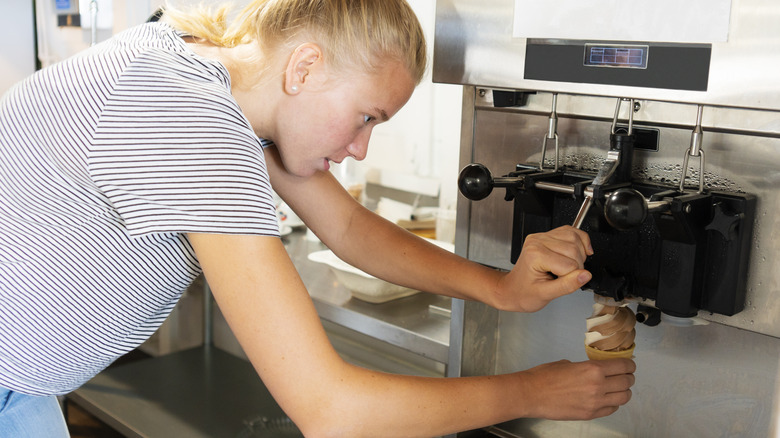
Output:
[67, 346, 296, 438]
[284, 229, 451, 364]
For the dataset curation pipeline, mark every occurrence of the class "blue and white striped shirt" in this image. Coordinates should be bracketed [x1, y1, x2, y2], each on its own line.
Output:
[0, 23, 278, 396]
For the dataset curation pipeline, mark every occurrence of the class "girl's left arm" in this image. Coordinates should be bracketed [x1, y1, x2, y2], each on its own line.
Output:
[266, 146, 593, 312]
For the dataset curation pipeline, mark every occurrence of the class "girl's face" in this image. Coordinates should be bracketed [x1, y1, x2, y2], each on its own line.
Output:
[273, 60, 416, 178]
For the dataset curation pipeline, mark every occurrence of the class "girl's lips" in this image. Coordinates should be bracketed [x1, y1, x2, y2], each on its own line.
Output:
[323, 158, 331, 171]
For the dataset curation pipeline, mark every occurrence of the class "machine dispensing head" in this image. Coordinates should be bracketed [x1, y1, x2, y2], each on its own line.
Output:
[457, 97, 756, 320]
[572, 98, 636, 229]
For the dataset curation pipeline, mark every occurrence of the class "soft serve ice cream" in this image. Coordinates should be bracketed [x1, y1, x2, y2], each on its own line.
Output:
[585, 301, 636, 360]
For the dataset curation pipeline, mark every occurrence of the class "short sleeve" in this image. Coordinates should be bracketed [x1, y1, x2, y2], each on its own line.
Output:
[88, 51, 279, 237]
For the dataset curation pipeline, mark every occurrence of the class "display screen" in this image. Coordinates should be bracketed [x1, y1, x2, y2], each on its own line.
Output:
[584, 44, 648, 69]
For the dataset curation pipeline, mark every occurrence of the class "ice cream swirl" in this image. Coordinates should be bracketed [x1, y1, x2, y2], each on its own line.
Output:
[585, 303, 636, 351]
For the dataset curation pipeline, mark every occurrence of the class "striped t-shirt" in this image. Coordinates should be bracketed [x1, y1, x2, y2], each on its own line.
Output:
[0, 23, 279, 396]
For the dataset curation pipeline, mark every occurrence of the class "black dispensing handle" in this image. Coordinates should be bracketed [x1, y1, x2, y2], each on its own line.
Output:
[604, 188, 672, 231]
[604, 188, 648, 230]
[458, 163, 495, 201]
[461, 165, 657, 231]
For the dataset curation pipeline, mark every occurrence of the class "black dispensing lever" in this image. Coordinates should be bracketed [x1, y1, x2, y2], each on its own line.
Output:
[571, 149, 619, 229]
[459, 162, 672, 232]
[572, 98, 636, 229]
[604, 188, 672, 231]
[457, 163, 518, 201]
[458, 163, 578, 202]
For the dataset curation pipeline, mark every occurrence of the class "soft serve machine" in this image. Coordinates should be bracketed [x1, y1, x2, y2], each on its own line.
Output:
[435, 0, 780, 436]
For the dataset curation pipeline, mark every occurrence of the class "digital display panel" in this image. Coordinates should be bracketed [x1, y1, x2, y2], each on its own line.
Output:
[584, 44, 649, 69]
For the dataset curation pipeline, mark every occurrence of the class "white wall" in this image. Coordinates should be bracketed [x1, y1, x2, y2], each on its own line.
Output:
[354, 0, 463, 210]
[35, 0, 132, 69]
[0, 2, 36, 95]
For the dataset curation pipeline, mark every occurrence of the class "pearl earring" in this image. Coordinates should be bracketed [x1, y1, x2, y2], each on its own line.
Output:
[291, 85, 299, 92]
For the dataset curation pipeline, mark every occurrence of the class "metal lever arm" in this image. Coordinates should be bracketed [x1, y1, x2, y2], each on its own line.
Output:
[539, 93, 560, 171]
[572, 196, 594, 229]
[573, 98, 635, 229]
[458, 163, 575, 201]
[572, 150, 621, 229]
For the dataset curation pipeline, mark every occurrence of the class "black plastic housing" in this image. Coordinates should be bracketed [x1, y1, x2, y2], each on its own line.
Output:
[501, 168, 756, 317]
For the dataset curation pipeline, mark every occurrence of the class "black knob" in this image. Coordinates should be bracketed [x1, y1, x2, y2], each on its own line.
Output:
[458, 163, 494, 201]
[705, 203, 741, 241]
[604, 188, 648, 230]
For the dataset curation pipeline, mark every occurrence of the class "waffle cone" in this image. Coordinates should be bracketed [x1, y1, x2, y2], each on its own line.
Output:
[585, 342, 635, 360]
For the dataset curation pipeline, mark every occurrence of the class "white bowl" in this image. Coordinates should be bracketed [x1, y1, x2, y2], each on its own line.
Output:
[307, 239, 454, 303]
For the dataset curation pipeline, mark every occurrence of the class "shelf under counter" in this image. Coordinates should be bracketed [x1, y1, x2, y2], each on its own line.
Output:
[283, 229, 451, 364]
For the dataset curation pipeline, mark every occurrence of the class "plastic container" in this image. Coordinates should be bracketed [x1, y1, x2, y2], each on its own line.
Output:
[308, 239, 455, 303]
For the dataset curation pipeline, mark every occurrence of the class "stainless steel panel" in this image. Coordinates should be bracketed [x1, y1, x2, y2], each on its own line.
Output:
[463, 91, 780, 338]
[450, 89, 780, 436]
[434, 0, 780, 111]
[438, 3, 780, 434]
[494, 292, 780, 437]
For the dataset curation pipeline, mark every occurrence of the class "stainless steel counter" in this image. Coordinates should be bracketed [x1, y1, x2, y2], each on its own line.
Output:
[67, 347, 294, 438]
[284, 230, 451, 364]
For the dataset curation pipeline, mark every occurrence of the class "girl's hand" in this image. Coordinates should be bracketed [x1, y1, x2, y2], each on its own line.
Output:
[491, 225, 594, 312]
[518, 358, 636, 420]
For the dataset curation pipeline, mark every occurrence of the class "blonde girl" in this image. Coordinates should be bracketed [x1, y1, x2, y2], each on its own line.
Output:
[0, 1, 634, 436]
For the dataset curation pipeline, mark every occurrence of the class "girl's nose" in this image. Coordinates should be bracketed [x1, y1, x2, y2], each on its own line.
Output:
[346, 130, 371, 161]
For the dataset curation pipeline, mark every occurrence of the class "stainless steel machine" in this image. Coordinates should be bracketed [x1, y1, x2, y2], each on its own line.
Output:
[435, 0, 780, 436]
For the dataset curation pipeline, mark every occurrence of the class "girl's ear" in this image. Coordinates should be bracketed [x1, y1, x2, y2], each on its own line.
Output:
[284, 43, 324, 95]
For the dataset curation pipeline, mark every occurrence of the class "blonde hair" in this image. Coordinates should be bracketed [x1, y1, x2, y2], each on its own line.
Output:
[162, 0, 427, 85]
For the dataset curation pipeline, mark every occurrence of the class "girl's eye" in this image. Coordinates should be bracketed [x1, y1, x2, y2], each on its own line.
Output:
[363, 115, 375, 124]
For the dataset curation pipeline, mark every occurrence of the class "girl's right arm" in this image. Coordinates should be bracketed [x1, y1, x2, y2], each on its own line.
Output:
[187, 231, 635, 438]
